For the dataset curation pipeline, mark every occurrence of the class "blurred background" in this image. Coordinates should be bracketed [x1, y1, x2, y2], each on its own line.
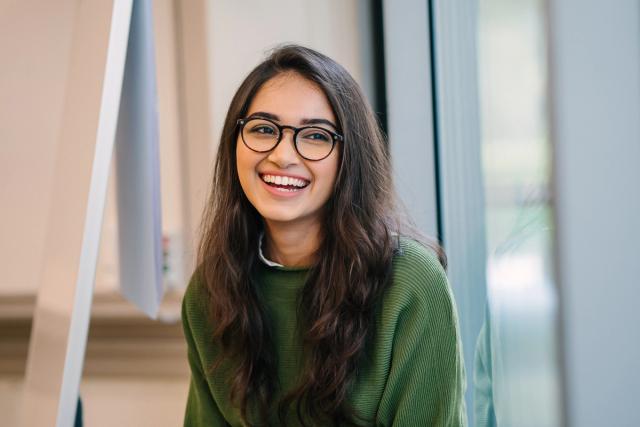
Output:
[1, 0, 638, 426]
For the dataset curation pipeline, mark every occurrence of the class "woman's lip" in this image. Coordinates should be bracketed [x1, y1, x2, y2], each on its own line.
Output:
[259, 177, 308, 198]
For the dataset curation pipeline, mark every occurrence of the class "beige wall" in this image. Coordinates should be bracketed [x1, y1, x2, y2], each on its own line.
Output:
[0, 1, 76, 296]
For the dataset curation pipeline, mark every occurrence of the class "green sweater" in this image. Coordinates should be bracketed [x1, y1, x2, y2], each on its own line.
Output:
[182, 238, 467, 426]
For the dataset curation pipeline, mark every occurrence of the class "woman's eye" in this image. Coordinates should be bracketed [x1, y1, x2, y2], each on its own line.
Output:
[312, 133, 329, 140]
[303, 132, 330, 142]
[250, 125, 276, 135]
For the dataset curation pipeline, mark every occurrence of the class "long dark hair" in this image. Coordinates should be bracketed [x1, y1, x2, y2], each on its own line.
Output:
[196, 44, 446, 426]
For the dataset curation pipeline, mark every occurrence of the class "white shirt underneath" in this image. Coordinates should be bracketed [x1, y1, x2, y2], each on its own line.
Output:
[258, 232, 284, 267]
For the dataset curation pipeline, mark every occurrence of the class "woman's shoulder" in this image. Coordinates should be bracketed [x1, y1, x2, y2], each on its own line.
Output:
[392, 237, 448, 286]
[386, 236, 454, 312]
[182, 268, 209, 324]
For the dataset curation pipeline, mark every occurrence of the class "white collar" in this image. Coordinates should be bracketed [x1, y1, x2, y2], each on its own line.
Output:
[258, 232, 284, 267]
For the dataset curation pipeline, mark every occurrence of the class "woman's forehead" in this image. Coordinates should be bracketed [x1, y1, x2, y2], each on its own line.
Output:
[247, 73, 336, 125]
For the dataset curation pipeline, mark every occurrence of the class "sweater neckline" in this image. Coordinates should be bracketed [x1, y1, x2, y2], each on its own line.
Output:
[258, 262, 310, 295]
[264, 263, 311, 273]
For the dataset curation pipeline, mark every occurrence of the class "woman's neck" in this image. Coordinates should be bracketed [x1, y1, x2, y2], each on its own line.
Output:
[263, 219, 321, 267]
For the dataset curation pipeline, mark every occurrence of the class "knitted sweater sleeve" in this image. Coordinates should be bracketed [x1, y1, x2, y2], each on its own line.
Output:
[375, 245, 468, 426]
[182, 277, 229, 427]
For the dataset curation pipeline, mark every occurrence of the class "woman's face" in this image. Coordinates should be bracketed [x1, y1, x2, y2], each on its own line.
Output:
[236, 72, 340, 228]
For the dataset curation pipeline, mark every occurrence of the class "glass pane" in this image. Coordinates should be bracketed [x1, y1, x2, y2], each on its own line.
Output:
[476, 1, 562, 426]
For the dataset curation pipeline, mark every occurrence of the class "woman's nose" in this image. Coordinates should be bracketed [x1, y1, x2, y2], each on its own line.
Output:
[267, 129, 299, 167]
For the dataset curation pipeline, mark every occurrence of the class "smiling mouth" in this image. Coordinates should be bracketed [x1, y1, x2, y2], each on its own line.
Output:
[260, 174, 310, 191]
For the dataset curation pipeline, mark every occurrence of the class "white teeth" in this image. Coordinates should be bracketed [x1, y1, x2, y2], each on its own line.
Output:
[261, 174, 309, 188]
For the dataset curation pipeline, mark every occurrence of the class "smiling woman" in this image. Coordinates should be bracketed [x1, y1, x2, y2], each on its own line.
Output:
[236, 72, 340, 266]
[182, 44, 467, 426]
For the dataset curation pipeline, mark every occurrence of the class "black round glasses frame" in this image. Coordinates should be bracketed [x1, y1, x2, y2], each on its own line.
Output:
[236, 117, 343, 161]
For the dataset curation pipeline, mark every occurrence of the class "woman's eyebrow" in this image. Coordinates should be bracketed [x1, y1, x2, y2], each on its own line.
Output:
[247, 111, 279, 121]
[247, 111, 338, 129]
[300, 117, 338, 129]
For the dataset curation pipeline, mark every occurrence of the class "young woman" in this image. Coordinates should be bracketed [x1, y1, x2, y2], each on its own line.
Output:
[182, 44, 467, 427]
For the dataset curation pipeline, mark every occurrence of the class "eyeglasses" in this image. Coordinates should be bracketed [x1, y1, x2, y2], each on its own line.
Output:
[236, 117, 343, 161]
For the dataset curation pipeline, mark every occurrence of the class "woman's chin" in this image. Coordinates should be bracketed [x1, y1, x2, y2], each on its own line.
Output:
[260, 211, 303, 225]
[258, 208, 316, 227]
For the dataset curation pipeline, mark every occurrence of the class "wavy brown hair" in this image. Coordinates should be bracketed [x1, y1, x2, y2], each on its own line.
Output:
[196, 44, 446, 426]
